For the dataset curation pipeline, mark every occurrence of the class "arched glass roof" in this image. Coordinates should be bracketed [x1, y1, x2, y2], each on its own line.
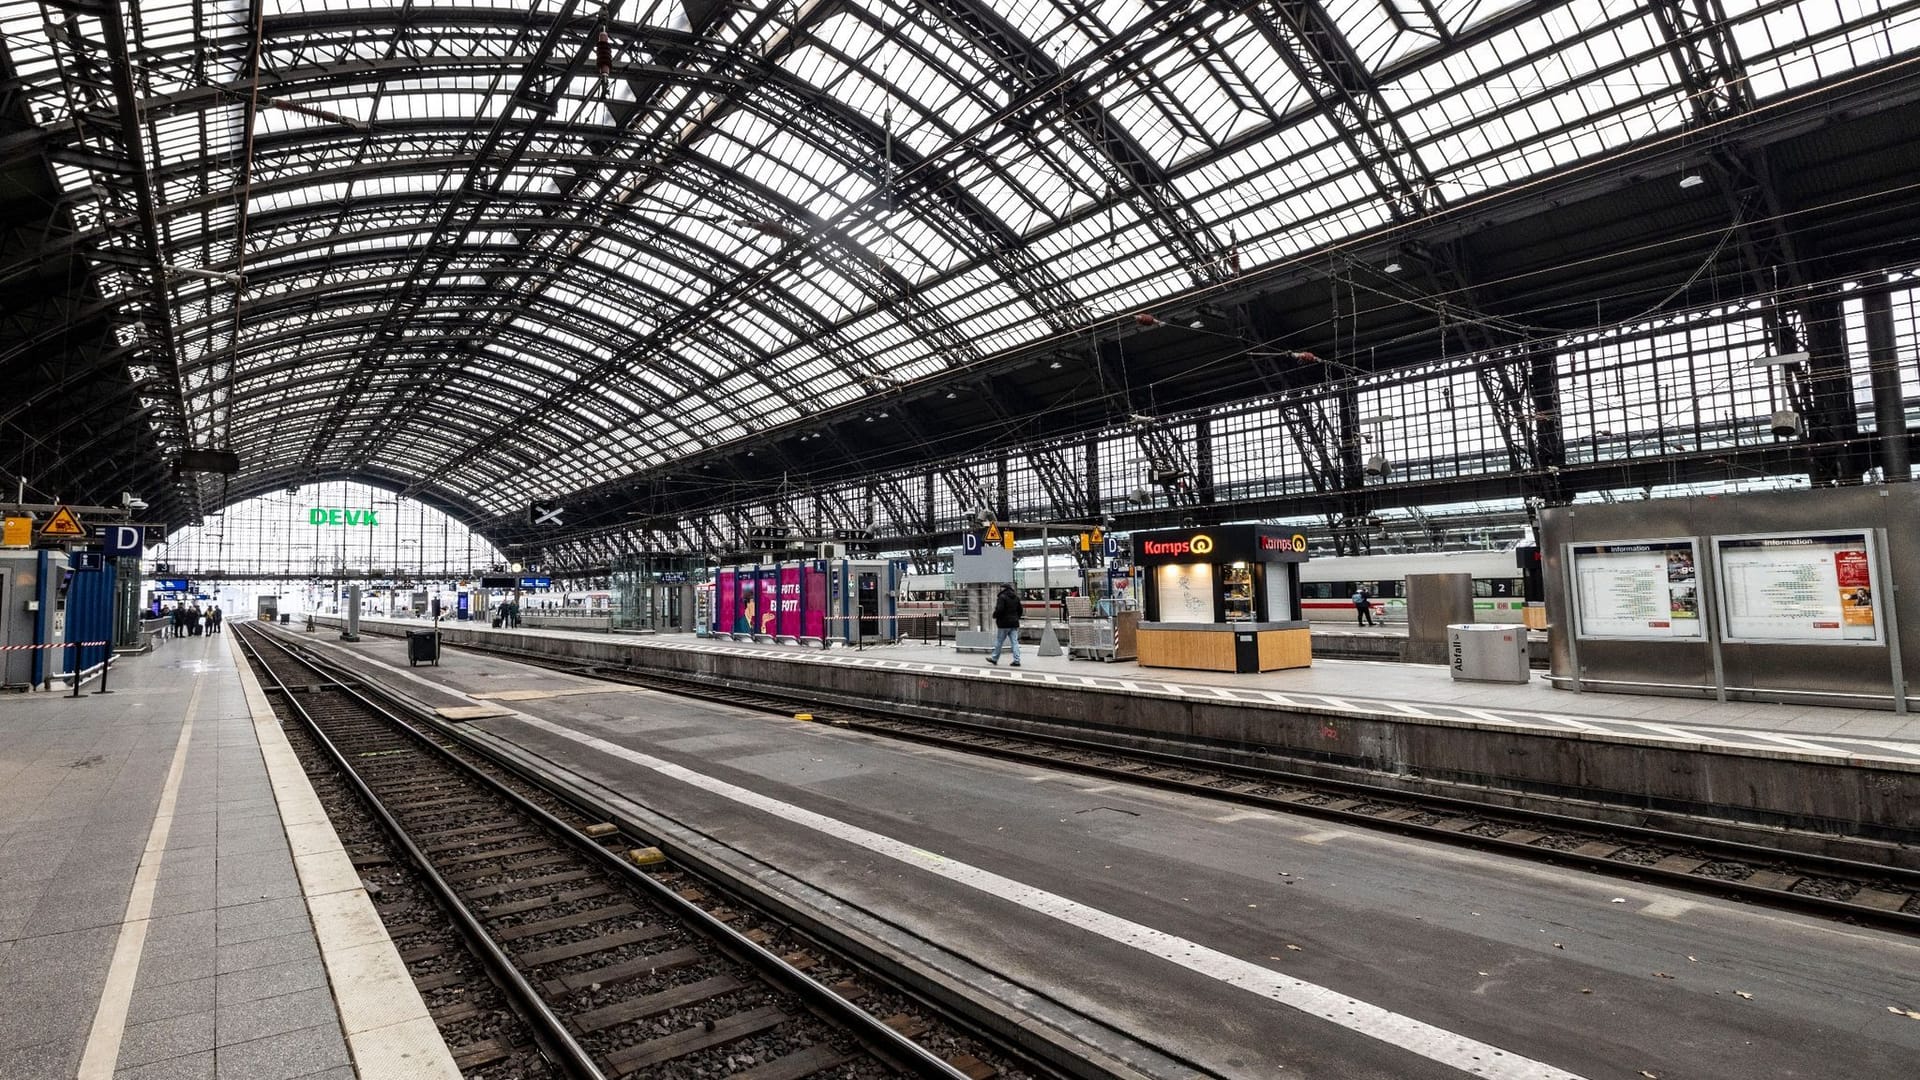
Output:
[2, 0, 1915, 527]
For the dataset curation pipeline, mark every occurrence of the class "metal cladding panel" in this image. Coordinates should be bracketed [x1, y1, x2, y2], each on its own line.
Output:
[1406, 573, 1474, 644]
[1542, 485, 1920, 707]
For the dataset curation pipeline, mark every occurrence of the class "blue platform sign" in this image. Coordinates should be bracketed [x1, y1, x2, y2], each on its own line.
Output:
[153, 577, 189, 592]
[1104, 535, 1121, 557]
[518, 576, 552, 589]
[100, 524, 146, 556]
[962, 532, 983, 556]
[70, 551, 104, 571]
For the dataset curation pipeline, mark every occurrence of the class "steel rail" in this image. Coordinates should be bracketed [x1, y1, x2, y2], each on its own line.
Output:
[233, 626, 605, 1080]
[238, 624, 976, 1080]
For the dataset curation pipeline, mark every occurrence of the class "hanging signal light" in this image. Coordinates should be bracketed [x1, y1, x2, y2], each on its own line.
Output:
[596, 31, 614, 77]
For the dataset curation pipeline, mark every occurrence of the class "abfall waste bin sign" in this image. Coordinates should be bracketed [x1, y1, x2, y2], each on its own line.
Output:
[406, 630, 440, 667]
[1447, 624, 1528, 683]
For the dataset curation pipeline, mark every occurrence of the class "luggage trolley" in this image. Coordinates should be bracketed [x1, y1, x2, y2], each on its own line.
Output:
[1066, 595, 1138, 662]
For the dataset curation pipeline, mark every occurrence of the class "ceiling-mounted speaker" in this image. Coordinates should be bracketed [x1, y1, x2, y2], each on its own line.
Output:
[1365, 454, 1391, 477]
[1770, 410, 1802, 438]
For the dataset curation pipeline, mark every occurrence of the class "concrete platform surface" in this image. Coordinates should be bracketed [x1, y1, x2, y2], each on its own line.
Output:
[298, 627, 1920, 1080]
[0, 631, 456, 1079]
[344, 615, 1920, 763]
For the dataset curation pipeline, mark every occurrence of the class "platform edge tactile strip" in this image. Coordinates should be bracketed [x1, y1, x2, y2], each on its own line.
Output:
[226, 632, 464, 1080]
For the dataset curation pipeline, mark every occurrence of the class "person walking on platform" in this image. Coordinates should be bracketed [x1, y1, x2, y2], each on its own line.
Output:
[986, 583, 1023, 667]
[1352, 587, 1375, 627]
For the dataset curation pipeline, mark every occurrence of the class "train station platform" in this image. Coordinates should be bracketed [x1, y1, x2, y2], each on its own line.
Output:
[316, 615, 1920, 859]
[0, 632, 456, 1079]
[277, 623, 1920, 1080]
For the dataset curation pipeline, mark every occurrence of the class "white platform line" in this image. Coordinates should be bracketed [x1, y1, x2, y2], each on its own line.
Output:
[77, 660, 202, 1080]
[1742, 731, 1856, 756]
[503, 712, 1587, 1080]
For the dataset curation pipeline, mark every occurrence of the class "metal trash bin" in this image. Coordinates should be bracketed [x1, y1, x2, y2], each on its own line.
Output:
[1446, 624, 1529, 683]
[406, 630, 440, 667]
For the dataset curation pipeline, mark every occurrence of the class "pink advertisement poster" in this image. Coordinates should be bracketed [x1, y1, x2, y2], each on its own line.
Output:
[802, 564, 828, 640]
[777, 566, 801, 638]
[716, 570, 736, 634]
[754, 571, 778, 637]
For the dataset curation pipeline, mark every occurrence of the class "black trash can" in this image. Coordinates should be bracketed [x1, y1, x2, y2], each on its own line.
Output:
[406, 630, 440, 667]
[1233, 631, 1260, 673]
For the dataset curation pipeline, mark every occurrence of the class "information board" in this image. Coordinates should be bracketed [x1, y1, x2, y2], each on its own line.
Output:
[1715, 532, 1881, 645]
[1154, 563, 1214, 623]
[1569, 539, 1702, 639]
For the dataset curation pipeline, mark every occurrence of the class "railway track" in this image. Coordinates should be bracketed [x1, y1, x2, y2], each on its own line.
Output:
[438, 633, 1920, 935]
[234, 623, 1039, 1080]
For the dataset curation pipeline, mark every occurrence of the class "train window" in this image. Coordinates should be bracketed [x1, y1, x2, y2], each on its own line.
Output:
[1473, 580, 1493, 597]
[1300, 582, 1336, 599]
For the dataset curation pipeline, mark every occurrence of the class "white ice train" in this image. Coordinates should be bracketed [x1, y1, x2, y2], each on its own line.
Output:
[1297, 549, 1525, 625]
[901, 551, 1525, 625]
[899, 566, 1087, 622]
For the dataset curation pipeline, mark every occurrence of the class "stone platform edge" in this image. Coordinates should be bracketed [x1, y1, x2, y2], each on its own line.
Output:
[224, 632, 461, 1079]
[317, 617, 1920, 857]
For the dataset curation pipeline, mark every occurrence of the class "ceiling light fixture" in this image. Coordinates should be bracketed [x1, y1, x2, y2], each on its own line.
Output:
[1678, 173, 1705, 189]
[1048, 359, 1061, 369]
[1750, 350, 1809, 367]
[1383, 260, 1402, 274]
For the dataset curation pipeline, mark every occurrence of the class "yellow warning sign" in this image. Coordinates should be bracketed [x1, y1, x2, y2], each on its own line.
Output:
[1001, 528, 1016, 549]
[40, 505, 85, 538]
[1, 516, 31, 547]
[983, 525, 1001, 542]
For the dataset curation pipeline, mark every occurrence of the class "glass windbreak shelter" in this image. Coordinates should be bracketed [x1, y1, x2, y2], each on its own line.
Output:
[611, 553, 702, 631]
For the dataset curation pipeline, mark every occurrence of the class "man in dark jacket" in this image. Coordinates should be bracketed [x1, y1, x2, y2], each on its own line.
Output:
[987, 583, 1023, 667]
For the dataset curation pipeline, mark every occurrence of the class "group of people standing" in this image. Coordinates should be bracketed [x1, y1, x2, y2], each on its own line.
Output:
[168, 602, 223, 637]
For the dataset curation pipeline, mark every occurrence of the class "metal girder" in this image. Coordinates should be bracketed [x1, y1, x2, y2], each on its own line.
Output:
[1275, 392, 1367, 554]
[46, 0, 201, 517]
[294, 0, 591, 484]
[923, 0, 1233, 290]
[1645, 0, 1846, 479]
[1250, 0, 1440, 227]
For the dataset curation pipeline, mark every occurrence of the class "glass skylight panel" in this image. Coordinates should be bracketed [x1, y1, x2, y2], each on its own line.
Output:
[1435, 0, 1533, 38]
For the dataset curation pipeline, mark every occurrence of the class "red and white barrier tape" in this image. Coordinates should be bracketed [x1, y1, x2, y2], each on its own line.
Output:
[0, 640, 109, 651]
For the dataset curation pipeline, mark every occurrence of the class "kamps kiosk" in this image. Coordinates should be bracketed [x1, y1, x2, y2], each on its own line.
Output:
[1134, 524, 1311, 673]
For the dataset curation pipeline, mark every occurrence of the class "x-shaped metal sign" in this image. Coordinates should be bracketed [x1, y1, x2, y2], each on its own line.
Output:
[533, 505, 564, 526]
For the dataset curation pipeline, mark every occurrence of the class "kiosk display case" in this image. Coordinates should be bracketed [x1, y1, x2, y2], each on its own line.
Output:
[1133, 525, 1312, 673]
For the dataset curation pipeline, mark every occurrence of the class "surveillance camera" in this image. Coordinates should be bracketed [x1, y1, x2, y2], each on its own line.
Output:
[1770, 410, 1802, 438]
[126, 497, 148, 510]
